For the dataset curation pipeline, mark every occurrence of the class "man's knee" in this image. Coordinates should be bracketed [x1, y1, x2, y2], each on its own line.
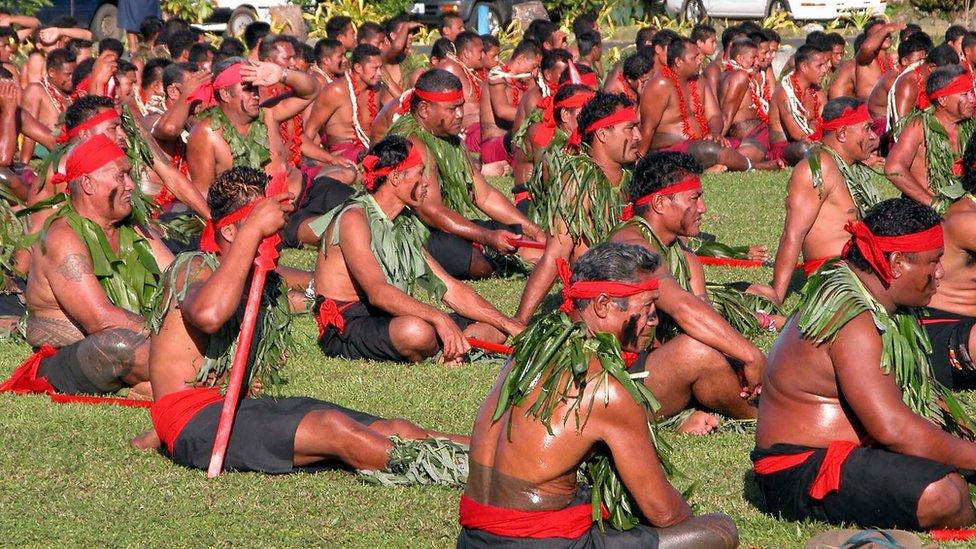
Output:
[657, 513, 739, 549]
[672, 334, 727, 368]
[917, 473, 975, 529]
[686, 140, 723, 167]
[391, 316, 438, 358]
[78, 328, 149, 387]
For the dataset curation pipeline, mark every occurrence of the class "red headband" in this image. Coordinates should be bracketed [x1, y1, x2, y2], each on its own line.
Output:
[578, 72, 599, 89]
[57, 109, 119, 144]
[841, 220, 944, 286]
[530, 90, 595, 148]
[821, 104, 871, 132]
[928, 73, 973, 101]
[556, 258, 659, 313]
[49, 134, 126, 190]
[584, 106, 637, 135]
[620, 175, 702, 221]
[395, 87, 465, 115]
[360, 144, 424, 191]
[187, 62, 244, 107]
[199, 201, 257, 253]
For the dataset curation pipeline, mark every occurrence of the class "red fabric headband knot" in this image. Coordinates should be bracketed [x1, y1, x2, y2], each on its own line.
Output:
[199, 201, 257, 253]
[49, 134, 126, 191]
[187, 62, 244, 107]
[530, 91, 595, 148]
[620, 175, 702, 221]
[360, 144, 424, 191]
[583, 106, 638, 135]
[841, 220, 944, 286]
[556, 258, 660, 313]
[928, 73, 973, 101]
[56, 108, 119, 144]
[821, 104, 870, 132]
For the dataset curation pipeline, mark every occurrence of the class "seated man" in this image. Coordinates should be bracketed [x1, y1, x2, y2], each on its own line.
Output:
[853, 20, 904, 99]
[886, 43, 958, 133]
[461, 242, 739, 548]
[753, 197, 976, 531]
[138, 166, 467, 479]
[887, 65, 975, 215]
[866, 32, 931, 137]
[754, 97, 882, 304]
[311, 136, 524, 363]
[767, 44, 829, 166]
[717, 38, 770, 162]
[0, 135, 172, 398]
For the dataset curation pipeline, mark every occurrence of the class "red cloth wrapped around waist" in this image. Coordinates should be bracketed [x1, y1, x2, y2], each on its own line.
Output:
[150, 387, 224, 454]
[315, 298, 356, 337]
[459, 495, 608, 539]
[802, 256, 835, 277]
[327, 141, 366, 164]
[0, 346, 58, 394]
[753, 440, 859, 500]
[513, 191, 531, 205]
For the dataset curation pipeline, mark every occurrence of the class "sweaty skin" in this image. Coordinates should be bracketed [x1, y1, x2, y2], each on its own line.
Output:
[928, 197, 976, 320]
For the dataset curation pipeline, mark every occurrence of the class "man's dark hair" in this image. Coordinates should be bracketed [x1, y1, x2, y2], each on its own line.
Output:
[188, 43, 216, 65]
[46, 48, 76, 72]
[729, 39, 758, 61]
[721, 24, 747, 51]
[927, 64, 966, 98]
[0, 26, 18, 45]
[411, 69, 462, 111]
[577, 91, 633, 145]
[845, 198, 941, 272]
[863, 18, 885, 36]
[570, 242, 661, 311]
[243, 21, 271, 51]
[438, 13, 462, 33]
[576, 30, 601, 58]
[454, 31, 482, 54]
[629, 151, 703, 218]
[383, 13, 411, 37]
[481, 34, 500, 50]
[635, 26, 656, 48]
[66, 38, 90, 56]
[900, 23, 922, 43]
[326, 16, 352, 39]
[165, 29, 196, 59]
[572, 9, 598, 37]
[350, 43, 382, 68]
[853, 32, 867, 53]
[97, 37, 123, 57]
[71, 58, 94, 89]
[946, 24, 968, 45]
[652, 29, 680, 57]
[749, 31, 768, 45]
[822, 96, 864, 126]
[431, 38, 456, 61]
[553, 83, 591, 123]
[794, 43, 824, 67]
[762, 28, 781, 45]
[64, 95, 115, 129]
[738, 21, 762, 35]
[690, 23, 716, 44]
[217, 37, 246, 60]
[541, 48, 571, 72]
[805, 30, 828, 50]
[927, 43, 960, 67]
[897, 33, 932, 60]
[139, 16, 164, 42]
[294, 42, 314, 65]
[363, 135, 411, 192]
[511, 39, 542, 61]
[666, 37, 694, 67]
[116, 59, 136, 75]
[622, 52, 653, 80]
[357, 21, 384, 44]
[964, 31, 976, 51]
[314, 38, 342, 62]
[825, 32, 846, 49]
[524, 19, 558, 47]
[162, 61, 194, 89]
[208, 166, 268, 223]
[258, 34, 293, 61]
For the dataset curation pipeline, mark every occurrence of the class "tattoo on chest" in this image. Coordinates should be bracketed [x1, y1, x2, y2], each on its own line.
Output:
[55, 253, 94, 282]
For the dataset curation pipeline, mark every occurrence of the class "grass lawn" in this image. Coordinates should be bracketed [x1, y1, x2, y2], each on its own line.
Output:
[3, 169, 975, 547]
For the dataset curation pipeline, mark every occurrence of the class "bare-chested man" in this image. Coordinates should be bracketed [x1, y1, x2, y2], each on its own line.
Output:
[702, 25, 747, 98]
[389, 69, 546, 280]
[304, 44, 392, 165]
[440, 32, 487, 156]
[753, 197, 976, 531]
[867, 33, 932, 136]
[480, 41, 545, 168]
[0, 135, 172, 398]
[310, 135, 522, 363]
[767, 44, 829, 166]
[887, 65, 975, 215]
[326, 15, 356, 51]
[137, 165, 468, 479]
[310, 38, 345, 87]
[438, 13, 464, 43]
[20, 48, 74, 161]
[754, 98, 880, 305]
[602, 50, 652, 105]
[461, 242, 739, 548]
[961, 31, 976, 87]
[853, 20, 904, 99]
[641, 38, 779, 171]
[718, 39, 770, 161]
[828, 33, 864, 100]
[509, 44, 563, 140]
[378, 14, 421, 98]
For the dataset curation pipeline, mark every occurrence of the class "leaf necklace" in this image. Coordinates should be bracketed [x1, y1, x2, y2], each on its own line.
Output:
[662, 66, 707, 139]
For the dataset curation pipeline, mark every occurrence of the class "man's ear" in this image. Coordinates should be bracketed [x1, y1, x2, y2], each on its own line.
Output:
[80, 173, 96, 195]
[888, 251, 908, 280]
[219, 224, 238, 245]
[592, 293, 612, 318]
[834, 125, 847, 144]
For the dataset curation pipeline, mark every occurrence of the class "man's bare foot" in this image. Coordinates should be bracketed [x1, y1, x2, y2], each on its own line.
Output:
[0, 315, 19, 333]
[677, 410, 720, 435]
[126, 382, 154, 400]
[754, 159, 786, 171]
[129, 429, 160, 450]
[481, 161, 511, 177]
[705, 164, 728, 174]
[746, 245, 769, 261]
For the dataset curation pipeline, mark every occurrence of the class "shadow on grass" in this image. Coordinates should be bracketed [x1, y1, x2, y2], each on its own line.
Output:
[741, 469, 765, 513]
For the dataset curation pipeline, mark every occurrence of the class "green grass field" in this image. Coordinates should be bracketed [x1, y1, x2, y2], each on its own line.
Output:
[3, 170, 975, 547]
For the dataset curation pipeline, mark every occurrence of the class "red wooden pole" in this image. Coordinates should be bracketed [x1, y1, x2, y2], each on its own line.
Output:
[466, 337, 513, 355]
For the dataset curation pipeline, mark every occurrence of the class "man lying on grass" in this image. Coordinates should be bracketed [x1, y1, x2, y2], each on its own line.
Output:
[753, 198, 976, 530]
[132, 166, 468, 479]
[461, 242, 739, 548]
[311, 135, 523, 364]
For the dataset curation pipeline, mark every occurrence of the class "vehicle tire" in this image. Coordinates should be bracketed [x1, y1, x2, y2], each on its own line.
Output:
[227, 7, 259, 38]
[766, 0, 792, 16]
[468, 2, 503, 35]
[90, 3, 122, 41]
[680, 0, 707, 22]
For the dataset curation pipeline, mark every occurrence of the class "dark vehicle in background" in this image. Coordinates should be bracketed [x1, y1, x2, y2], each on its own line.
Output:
[34, 0, 123, 40]
[410, 0, 514, 34]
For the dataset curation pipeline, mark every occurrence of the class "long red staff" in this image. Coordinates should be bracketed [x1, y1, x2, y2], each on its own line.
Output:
[207, 172, 289, 478]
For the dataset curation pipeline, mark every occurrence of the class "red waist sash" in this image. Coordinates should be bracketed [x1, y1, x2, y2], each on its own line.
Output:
[150, 387, 223, 454]
[459, 495, 608, 539]
[513, 191, 531, 205]
[0, 346, 58, 394]
[801, 256, 835, 277]
[753, 440, 858, 500]
[315, 298, 356, 337]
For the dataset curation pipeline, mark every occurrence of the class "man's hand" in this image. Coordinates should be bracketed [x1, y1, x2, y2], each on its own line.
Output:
[326, 154, 356, 168]
[707, 134, 730, 147]
[881, 22, 907, 36]
[180, 70, 211, 99]
[864, 153, 885, 168]
[739, 349, 766, 400]
[243, 192, 295, 237]
[38, 27, 59, 45]
[92, 50, 118, 83]
[486, 229, 519, 254]
[0, 15, 10, 27]
[0, 79, 19, 112]
[241, 61, 285, 88]
[747, 245, 769, 262]
[433, 314, 469, 363]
